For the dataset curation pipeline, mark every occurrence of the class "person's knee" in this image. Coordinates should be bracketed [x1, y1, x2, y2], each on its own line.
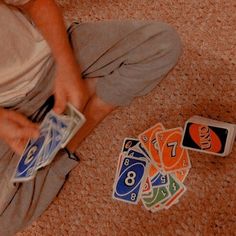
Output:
[148, 22, 182, 64]
[85, 94, 116, 122]
[162, 23, 182, 62]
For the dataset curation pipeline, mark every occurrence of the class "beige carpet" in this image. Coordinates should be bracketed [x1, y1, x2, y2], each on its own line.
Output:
[17, 0, 236, 235]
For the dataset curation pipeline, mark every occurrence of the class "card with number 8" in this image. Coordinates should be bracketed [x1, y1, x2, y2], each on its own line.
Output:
[112, 156, 148, 204]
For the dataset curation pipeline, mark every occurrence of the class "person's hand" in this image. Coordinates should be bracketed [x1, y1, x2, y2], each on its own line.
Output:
[0, 108, 39, 155]
[53, 61, 90, 114]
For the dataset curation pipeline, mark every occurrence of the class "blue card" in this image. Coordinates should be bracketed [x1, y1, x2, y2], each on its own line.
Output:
[113, 157, 148, 204]
[39, 124, 63, 167]
[122, 138, 140, 153]
[151, 172, 169, 187]
[13, 133, 46, 181]
[138, 143, 150, 160]
[127, 149, 146, 159]
[47, 112, 70, 136]
[127, 143, 151, 162]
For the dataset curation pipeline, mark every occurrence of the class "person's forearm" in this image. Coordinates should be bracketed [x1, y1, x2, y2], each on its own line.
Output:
[67, 94, 116, 152]
[21, 0, 78, 69]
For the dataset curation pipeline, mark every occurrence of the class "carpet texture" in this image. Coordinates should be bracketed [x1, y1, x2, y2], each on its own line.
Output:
[17, 0, 236, 235]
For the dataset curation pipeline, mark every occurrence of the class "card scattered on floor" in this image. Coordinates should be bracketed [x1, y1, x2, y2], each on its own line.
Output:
[11, 104, 86, 183]
[112, 116, 236, 211]
[112, 124, 191, 211]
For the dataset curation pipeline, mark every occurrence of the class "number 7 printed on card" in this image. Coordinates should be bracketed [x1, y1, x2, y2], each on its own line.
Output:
[156, 127, 191, 173]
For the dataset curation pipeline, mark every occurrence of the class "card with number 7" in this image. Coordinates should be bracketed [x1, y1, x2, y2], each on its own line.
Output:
[156, 128, 191, 173]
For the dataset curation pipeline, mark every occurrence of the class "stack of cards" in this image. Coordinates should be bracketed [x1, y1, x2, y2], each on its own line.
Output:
[11, 104, 86, 183]
[112, 116, 235, 211]
[181, 116, 236, 156]
[112, 123, 191, 212]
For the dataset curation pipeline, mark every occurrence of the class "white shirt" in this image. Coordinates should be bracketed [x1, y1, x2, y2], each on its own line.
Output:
[0, 0, 53, 106]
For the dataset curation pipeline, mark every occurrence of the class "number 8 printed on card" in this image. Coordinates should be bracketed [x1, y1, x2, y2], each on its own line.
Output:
[113, 157, 148, 204]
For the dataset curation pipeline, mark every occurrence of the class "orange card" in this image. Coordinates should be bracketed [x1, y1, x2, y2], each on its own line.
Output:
[138, 123, 165, 168]
[156, 127, 191, 172]
[174, 169, 190, 183]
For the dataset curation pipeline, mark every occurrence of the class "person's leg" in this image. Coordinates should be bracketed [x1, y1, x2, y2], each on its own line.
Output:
[67, 20, 182, 152]
[67, 93, 116, 152]
[0, 96, 80, 236]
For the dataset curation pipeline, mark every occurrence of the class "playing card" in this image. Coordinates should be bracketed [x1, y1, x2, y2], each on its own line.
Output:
[138, 123, 165, 168]
[142, 176, 152, 195]
[142, 186, 170, 210]
[174, 169, 190, 183]
[156, 128, 191, 173]
[61, 103, 86, 147]
[12, 130, 48, 182]
[36, 123, 64, 168]
[181, 116, 236, 156]
[151, 170, 169, 188]
[113, 156, 148, 204]
[148, 164, 169, 188]
[46, 110, 72, 140]
[34, 112, 66, 169]
[113, 153, 124, 188]
[163, 174, 186, 209]
[150, 203, 165, 212]
[121, 138, 150, 162]
[121, 138, 140, 153]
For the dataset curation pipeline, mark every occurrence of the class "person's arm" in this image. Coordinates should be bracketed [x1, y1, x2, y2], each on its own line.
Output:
[19, 0, 89, 113]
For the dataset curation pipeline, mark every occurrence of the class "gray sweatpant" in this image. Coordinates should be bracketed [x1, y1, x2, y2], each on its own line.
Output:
[0, 20, 181, 236]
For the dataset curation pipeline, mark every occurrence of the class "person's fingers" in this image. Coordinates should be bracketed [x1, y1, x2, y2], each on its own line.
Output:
[10, 127, 39, 140]
[6, 110, 39, 129]
[54, 87, 67, 114]
[69, 89, 82, 110]
[5, 137, 27, 155]
[69, 83, 89, 112]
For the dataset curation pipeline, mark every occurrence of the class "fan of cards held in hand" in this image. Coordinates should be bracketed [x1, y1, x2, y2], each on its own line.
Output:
[11, 104, 86, 183]
[112, 116, 236, 212]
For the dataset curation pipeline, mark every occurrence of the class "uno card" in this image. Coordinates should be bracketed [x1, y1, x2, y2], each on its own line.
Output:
[113, 156, 148, 204]
[156, 128, 191, 172]
[163, 174, 186, 209]
[121, 138, 140, 153]
[182, 122, 228, 156]
[174, 169, 190, 183]
[47, 111, 71, 136]
[127, 148, 149, 162]
[12, 131, 47, 182]
[142, 186, 170, 210]
[149, 164, 169, 187]
[150, 203, 164, 212]
[122, 138, 150, 162]
[127, 149, 145, 158]
[113, 153, 124, 188]
[39, 124, 64, 167]
[138, 123, 165, 168]
[142, 176, 152, 195]
[61, 104, 86, 148]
